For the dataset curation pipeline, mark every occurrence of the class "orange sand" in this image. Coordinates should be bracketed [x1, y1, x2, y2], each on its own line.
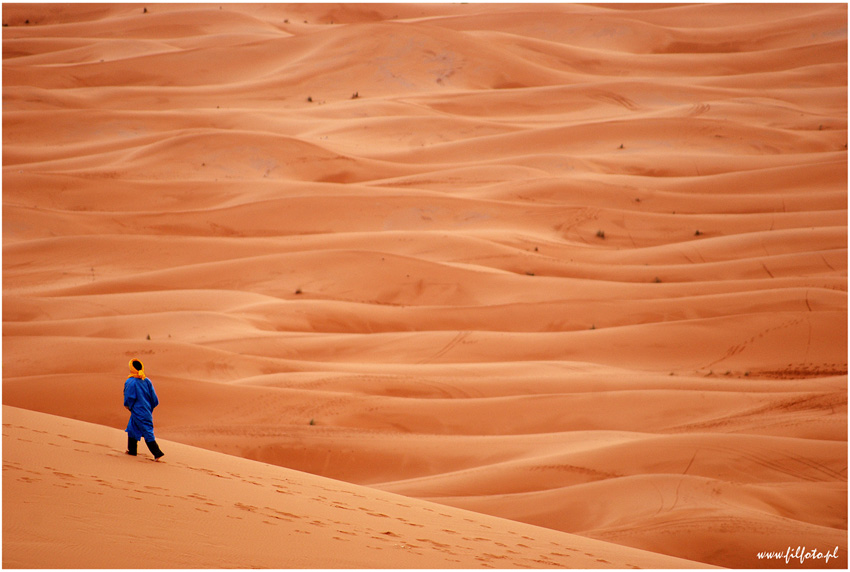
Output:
[3, 2, 847, 569]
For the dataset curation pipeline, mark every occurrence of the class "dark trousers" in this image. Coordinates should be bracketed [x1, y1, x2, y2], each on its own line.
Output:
[128, 434, 164, 459]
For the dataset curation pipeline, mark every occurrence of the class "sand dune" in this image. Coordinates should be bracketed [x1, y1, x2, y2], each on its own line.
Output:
[6, 405, 708, 568]
[3, 2, 847, 568]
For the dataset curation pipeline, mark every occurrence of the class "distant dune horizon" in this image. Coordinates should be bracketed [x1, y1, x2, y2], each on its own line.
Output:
[3, 2, 847, 568]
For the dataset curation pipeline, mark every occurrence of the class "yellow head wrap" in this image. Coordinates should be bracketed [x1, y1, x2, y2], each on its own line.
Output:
[129, 358, 145, 379]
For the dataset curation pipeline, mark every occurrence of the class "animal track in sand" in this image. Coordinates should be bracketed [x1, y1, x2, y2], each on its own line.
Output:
[758, 362, 848, 379]
[706, 317, 805, 369]
[420, 330, 471, 363]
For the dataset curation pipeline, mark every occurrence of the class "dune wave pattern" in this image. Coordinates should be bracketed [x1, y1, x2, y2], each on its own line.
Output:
[3, 3, 847, 568]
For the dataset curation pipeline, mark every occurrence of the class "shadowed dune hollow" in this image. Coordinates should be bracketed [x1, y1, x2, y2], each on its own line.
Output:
[3, 2, 847, 569]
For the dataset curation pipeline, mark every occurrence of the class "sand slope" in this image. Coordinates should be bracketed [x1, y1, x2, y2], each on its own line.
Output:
[3, 2, 847, 568]
[5, 405, 708, 568]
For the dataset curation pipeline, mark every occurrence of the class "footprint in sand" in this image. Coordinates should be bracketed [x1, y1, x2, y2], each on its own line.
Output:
[531, 558, 561, 566]
[52, 471, 80, 486]
[262, 507, 301, 521]
[416, 538, 451, 549]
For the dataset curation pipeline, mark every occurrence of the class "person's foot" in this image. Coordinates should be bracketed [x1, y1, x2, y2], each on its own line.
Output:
[153, 454, 164, 462]
[125, 450, 137, 456]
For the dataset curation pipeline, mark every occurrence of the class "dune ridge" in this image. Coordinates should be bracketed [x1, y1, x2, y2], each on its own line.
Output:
[3, 2, 847, 568]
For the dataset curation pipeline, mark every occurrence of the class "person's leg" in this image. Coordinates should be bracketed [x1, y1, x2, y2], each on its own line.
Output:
[127, 435, 138, 456]
[145, 439, 164, 460]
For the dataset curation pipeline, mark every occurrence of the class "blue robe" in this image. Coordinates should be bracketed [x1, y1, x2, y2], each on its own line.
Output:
[124, 376, 159, 442]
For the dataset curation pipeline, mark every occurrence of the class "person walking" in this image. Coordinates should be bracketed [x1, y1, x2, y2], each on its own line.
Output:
[124, 358, 164, 461]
